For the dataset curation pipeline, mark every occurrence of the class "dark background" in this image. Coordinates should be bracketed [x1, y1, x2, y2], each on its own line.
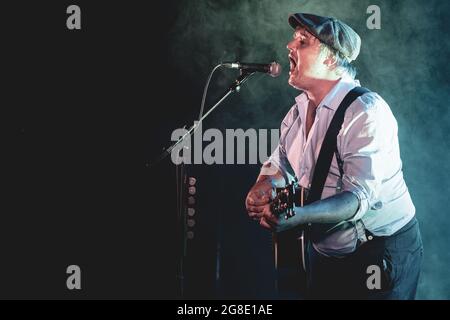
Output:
[5, 1, 178, 299]
[4, 0, 450, 299]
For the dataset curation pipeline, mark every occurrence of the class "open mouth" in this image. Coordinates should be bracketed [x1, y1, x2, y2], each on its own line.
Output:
[289, 55, 297, 72]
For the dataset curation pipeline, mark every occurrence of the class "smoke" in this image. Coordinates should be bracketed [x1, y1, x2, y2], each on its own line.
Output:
[169, 0, 450, 299]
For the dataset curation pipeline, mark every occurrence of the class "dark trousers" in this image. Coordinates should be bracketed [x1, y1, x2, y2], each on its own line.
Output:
[305, 217, 423, 299]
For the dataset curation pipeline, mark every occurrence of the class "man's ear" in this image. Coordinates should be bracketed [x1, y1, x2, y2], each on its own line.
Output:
[323, 53, 338, 70]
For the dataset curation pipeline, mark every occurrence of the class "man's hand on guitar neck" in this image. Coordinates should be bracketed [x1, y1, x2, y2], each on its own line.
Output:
[245, 166, 286, 230]
[246, 184, 294, 232]
[246, 166, 360, 233]
[245, 178, 272, 220]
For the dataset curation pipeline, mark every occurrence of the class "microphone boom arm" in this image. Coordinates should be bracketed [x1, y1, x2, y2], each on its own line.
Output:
[148, 70, 256, 168]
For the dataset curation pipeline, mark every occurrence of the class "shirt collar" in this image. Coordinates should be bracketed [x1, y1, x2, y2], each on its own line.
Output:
[294, 73, 361, 111]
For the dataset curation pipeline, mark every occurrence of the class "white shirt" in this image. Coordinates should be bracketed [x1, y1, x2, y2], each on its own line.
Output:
[265, 74, 415, 236]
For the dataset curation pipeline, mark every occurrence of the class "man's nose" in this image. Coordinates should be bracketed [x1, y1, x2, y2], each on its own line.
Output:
[286, 39, 296, 51]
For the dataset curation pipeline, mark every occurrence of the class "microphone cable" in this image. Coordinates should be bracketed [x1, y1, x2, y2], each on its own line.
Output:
[197, 64, 222, 122]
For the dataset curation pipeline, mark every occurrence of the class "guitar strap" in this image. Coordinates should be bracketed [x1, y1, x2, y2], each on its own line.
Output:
[305, 86, 371, 238]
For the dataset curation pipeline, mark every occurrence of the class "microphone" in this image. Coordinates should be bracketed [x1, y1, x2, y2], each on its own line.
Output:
[220, 61, 282, 78]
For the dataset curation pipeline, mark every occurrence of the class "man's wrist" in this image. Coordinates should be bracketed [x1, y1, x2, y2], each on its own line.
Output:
[292, 206, 308, 225]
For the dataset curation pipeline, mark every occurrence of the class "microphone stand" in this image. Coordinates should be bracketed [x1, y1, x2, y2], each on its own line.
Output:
[149, 70, 255, 298]
[148, 70, 256, 168]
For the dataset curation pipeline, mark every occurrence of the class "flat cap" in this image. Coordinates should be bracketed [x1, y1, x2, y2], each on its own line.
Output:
[288, 13, 361, 62]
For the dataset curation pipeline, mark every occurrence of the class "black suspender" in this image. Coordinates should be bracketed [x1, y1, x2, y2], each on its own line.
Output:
[306, 86, 371, 204]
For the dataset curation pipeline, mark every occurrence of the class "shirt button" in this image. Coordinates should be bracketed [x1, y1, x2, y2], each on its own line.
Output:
[372, 201, 383, 210]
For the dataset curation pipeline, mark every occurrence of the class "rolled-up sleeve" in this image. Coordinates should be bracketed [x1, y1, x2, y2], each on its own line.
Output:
[261, 144, 287, 176]
[339, 94, 389, 221]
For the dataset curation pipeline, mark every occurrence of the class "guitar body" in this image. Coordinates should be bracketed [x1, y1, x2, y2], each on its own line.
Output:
[273, 229, 305, 271]
[271, 183, 308, 294]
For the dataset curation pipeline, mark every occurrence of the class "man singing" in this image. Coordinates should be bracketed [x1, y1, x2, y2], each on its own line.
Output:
[245, 13, 423, 299]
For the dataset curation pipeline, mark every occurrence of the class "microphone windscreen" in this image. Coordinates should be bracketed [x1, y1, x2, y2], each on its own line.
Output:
[269, 62, 282, 78]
